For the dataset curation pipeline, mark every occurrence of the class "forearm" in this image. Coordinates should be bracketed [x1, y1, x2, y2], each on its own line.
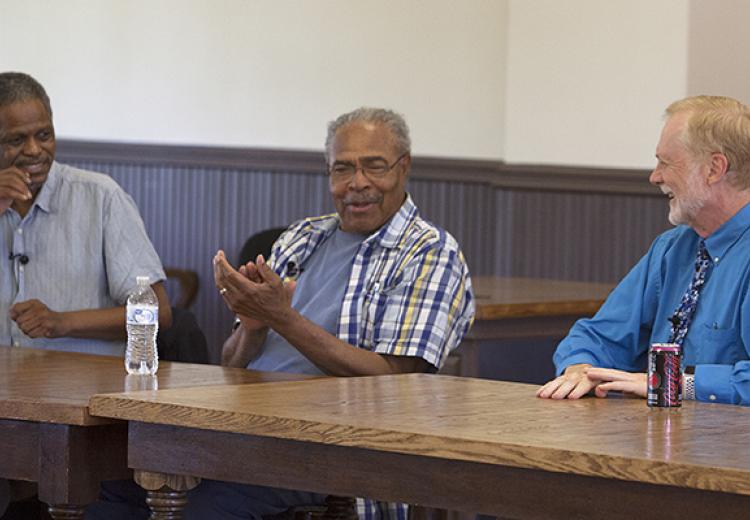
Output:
[58, 307, 129, 340]
[63, 283, 172, 340]
[221, 325, 269, 367]
[271, 309, 426, 376]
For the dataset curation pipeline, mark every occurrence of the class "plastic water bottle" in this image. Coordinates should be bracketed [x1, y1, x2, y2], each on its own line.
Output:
[125, 276, 159, 375]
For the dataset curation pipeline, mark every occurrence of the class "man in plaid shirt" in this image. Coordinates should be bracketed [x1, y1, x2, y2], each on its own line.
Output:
[202, 107, 475, 519]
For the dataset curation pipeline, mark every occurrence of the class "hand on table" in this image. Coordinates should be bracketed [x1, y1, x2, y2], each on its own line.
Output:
[537, 364, 648, 400]
[586, 368, 648, 398]
[536, 363, 596, 399]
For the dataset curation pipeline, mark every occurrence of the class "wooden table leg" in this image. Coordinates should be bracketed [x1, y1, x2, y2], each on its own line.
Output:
[47, 504, 85, 519]
[322, 495, 357, 520]
[135, 470, 200, 519]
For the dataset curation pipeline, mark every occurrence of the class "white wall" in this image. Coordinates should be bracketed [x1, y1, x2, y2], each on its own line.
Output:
[0, 0, 508, 159]
[3, 1, 745, 169]
[687, 0, 750, 104]
[504, 0, 689, 169]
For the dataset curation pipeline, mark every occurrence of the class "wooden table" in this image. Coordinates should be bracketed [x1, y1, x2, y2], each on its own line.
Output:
[452, 277, 613, 377]
[90, 374, 750, 519]
[0, 346, 307, 519]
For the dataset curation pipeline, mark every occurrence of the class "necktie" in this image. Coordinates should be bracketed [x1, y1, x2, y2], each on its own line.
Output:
[668, 240, 711, 346]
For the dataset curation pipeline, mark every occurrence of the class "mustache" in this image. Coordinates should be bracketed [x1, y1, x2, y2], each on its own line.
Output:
[343, 194, 382, 205]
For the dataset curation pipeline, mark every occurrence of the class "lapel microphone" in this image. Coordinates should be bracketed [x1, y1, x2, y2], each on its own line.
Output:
[8, 252, 29, 265]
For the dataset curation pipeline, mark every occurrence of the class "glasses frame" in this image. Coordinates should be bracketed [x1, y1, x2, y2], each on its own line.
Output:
[327, 152, 408, 183]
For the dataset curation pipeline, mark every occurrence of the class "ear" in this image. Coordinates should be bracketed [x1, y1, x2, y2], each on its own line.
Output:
[401, 154, 412, 177]
[707, 152, 730, 185]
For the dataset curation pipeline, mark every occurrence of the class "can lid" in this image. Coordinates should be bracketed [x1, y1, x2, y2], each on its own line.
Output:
[650, 343, 681, 353]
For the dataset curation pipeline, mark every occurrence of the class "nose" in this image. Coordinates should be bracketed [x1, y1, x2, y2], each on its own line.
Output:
[22, 137, 41, 157]
[347, 167, 372, 190]
[649, 167, 661, 186]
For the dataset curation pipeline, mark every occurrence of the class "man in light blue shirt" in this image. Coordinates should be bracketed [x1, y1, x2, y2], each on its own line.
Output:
[538, 95, 750, 406]
[0, 72, 171, 356]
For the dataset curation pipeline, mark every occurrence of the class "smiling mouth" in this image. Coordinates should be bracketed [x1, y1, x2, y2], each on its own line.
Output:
[660, 188, 675, 200]
[18, 161, 48, 175]
[347, 202, 376, 212]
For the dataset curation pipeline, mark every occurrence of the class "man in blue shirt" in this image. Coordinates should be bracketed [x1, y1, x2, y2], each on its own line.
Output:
[0, 72, 172, 354]
[538, 96, 750, 406]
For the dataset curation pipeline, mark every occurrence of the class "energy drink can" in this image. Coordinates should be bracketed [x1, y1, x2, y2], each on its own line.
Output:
[647, 343, 682, 407]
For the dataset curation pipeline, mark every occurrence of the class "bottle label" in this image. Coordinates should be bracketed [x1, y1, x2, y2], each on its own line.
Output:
[127, 305, 158, 325]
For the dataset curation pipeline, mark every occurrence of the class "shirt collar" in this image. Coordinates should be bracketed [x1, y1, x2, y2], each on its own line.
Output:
[703, 200, 750, 260]
[366, 194, 418, 249]
[29, 160, 61, 214]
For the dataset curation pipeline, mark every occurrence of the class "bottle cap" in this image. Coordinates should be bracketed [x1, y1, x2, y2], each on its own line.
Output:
[136, 276, 150, 285]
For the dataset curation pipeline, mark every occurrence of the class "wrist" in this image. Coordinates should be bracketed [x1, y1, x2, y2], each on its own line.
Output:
[52, 311, 71, 337]
[564, 363, 592, 375]
[266, 306, 298, 334]
[235, 317, 267, 336]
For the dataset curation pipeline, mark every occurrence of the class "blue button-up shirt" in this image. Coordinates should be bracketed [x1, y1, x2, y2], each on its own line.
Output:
[555, 202, 750, 405]
[0, 162, 165, 355]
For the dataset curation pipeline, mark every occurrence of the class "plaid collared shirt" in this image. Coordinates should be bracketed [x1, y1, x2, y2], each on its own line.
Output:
[268, 195, 475, 518]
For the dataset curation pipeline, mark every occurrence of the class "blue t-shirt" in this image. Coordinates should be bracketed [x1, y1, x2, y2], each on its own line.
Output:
[248, 228, 365, 375]
[554, 202, 750, 405]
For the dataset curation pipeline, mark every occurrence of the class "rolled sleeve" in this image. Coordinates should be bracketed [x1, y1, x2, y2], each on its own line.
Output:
[104, 188, 165, 303]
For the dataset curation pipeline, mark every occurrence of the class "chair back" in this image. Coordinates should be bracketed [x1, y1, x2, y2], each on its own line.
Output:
[164, 268, 199, 309]
[157, 307, 210, 364]
[238, 227, 287, 266]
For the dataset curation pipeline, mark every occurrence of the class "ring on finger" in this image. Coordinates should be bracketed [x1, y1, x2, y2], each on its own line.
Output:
[219, 287, 228, 295]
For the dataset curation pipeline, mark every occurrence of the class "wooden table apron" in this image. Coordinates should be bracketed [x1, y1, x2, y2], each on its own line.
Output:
[455, 277, 614, 376]
[0, 346, 308, 509]
[89, 374, 750, 519]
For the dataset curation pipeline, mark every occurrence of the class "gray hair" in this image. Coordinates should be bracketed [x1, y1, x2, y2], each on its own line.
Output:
[0, 72, 53, 118]
[325, 107, 411, 160]
[666, 95, 750, 190]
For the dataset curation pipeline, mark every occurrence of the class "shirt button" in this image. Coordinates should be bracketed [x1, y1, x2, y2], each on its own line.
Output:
[709, 394, 717, 401]
[12, 340, 19, 347]
[19, 266, 24, 273]
[713, 257, 720, 263]
[16, 228, 22, 235]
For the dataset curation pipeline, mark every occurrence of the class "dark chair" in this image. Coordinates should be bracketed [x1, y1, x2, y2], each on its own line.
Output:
[158, 268, 209, 364]
[238, 227, 287, 267]
[164, 268, 199, 309]
[156, 307, 209, 364]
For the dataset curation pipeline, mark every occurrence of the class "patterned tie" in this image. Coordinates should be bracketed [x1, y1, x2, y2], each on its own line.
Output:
[668, 240, 711, 346]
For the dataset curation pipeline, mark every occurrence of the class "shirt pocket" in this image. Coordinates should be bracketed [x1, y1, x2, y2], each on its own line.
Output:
[360, 284, 396, 351]
[693, 324, 742, 364]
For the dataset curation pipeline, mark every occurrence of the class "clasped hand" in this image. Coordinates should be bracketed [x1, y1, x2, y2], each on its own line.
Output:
[213, 250, 296, 330]
[0, 167, 32, 214]
[536, 364, 647, 400]
[9, 299, 66, 338]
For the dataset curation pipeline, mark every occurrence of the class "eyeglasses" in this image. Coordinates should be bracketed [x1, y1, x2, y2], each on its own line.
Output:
[328, 153, 408, 183]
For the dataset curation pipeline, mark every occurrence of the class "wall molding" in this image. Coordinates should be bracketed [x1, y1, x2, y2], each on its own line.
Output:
[56, 139, 660, 196]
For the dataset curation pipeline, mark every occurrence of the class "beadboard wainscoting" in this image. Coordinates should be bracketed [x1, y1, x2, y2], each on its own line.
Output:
[57, 140, 671, 361]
